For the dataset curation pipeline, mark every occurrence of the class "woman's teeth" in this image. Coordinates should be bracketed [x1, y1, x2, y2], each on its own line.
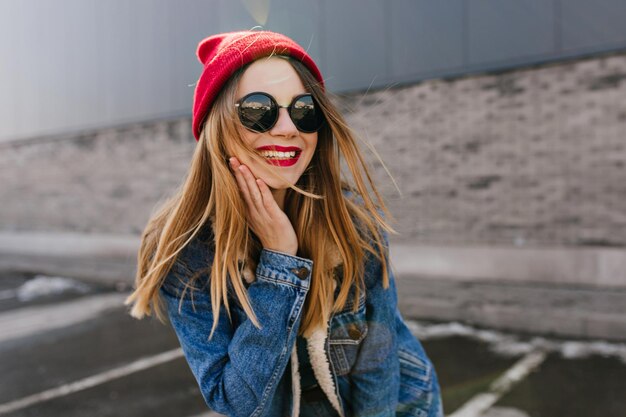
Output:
[259, 150, 297, 159]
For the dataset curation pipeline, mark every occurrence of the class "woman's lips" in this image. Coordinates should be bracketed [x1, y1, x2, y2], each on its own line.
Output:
[255, 145, 302, 152]
[256, 145, 302, 167]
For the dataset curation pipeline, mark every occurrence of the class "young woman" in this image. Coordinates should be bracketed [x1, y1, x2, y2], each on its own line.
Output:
[124, 30, 444, 417]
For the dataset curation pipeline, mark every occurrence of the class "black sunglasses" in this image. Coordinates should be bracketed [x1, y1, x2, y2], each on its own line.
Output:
[235, 92, 325, 133]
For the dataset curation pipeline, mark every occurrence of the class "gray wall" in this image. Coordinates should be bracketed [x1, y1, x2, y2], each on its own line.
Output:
[1, 0, 626, 143]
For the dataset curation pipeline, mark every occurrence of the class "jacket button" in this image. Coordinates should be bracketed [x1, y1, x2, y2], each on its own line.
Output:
[348, 324, 361, 340]
[292, 266, 310, 279]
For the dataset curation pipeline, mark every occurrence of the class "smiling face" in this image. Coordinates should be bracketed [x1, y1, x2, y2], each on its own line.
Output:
[231, 56, 318, 190]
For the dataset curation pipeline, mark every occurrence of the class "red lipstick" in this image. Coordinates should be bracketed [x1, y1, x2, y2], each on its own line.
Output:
[255, 145, 302, 152]
[255, 145, 302, 167]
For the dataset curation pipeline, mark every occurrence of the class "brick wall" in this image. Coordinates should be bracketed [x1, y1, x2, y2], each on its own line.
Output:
[1, 51, 625, 247]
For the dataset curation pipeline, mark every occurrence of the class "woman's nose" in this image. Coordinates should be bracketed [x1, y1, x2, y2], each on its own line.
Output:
[269, 108, 298, 137]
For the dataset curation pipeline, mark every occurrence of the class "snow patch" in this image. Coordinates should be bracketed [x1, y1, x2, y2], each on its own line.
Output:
[407, 319, 626, 364]
[15, 275, 92, 301]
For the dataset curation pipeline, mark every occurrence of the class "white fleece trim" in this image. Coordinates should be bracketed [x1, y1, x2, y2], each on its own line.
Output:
[290, 344, 301, 417]
[305, 323, 345, 417]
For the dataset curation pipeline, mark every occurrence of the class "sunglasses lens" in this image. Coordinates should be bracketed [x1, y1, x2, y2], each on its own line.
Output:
[290, 95, 324, 133]
[238, 93, 277, 132]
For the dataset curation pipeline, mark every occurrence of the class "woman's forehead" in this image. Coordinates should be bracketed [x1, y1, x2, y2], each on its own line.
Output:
[236, 57, 306, 100]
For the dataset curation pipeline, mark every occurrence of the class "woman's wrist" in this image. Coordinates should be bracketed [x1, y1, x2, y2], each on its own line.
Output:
[263, 245, 298, 257]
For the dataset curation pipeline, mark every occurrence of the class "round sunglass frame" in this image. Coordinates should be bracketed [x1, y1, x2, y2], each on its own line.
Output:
[235, 91, 325, 134]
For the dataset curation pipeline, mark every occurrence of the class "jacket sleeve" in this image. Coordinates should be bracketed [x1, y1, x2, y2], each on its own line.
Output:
[348, 228, 400, 417]
[159, 247, 312, 417]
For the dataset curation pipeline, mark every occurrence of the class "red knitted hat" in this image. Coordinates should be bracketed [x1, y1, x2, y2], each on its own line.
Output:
[191, 30, 325, 141]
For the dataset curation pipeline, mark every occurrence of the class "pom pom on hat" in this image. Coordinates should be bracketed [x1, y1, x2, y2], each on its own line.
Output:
[191, 30, 325, 141]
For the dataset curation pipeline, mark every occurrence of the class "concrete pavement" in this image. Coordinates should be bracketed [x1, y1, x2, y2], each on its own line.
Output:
[1, 266, 625, 416]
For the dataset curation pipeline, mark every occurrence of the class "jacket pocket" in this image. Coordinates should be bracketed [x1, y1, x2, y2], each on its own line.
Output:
[397, 348, 434, 417]
[328, 292, 368, 376]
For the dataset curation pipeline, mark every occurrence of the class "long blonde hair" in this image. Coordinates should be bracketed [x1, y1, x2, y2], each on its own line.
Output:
[124, 55, 397, 339]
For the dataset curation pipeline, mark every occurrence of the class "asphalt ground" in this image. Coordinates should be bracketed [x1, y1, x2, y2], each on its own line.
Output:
[1, 271, 625, 417]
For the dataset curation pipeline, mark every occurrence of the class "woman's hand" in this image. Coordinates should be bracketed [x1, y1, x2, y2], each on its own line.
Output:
[228, 157, 298, 256]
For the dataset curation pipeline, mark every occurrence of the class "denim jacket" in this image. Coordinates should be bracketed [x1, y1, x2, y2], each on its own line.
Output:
[159, 196, 444, 417]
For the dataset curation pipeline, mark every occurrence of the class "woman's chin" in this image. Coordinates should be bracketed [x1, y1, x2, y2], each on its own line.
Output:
[264, 180, 289, 190]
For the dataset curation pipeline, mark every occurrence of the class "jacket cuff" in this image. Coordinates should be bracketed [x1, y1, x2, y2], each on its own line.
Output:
[256, 248, 313, 289]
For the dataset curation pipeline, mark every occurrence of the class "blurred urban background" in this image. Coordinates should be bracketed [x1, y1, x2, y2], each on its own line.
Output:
[0, 1, 625, 416]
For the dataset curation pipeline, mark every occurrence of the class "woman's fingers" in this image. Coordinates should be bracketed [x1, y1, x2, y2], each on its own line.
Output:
[238, 166, 262, 203]
[238, 165, 265, 212]
[255, 178, 277, 215]
[230, 159, 258, 215]
[229, 158, 267, 217]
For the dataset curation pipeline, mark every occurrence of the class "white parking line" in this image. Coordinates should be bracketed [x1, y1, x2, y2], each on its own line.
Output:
[449, 349, 548, 417]
[0, 291, 226, 416]
[0, 292, 129, 343]
[0, 348, 184, 415]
